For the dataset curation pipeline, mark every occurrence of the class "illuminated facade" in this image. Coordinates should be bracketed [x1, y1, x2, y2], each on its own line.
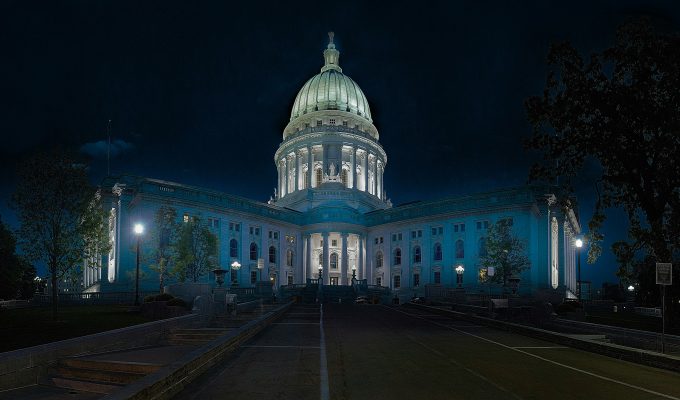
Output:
[90, 34, 580, 298]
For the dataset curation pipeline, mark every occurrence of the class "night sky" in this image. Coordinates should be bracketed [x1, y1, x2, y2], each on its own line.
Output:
[2, 0, 679, 287]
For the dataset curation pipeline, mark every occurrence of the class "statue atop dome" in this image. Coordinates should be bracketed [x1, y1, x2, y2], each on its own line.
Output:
[322, 32, 341, 72]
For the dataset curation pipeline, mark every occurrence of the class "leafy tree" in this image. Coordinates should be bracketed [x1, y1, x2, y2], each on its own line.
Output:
[525, 18, 679, 321]
[479, 220, 531, 287]
[0, 216, 35, 300]
[147, 206, 179, 292]
[172, 217, 217, 283]
[11, 151, 110, 319]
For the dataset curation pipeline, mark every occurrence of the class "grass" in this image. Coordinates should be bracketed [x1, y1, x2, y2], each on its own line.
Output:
[0, 305, 153, 353]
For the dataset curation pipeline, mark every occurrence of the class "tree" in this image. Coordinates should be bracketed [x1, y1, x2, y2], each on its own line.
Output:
[0, 216, 35, 300]
[479, 220, 531, 288]
[148, 206, 179, 292]
[172, 217, 217, 283]
[11, 151, 109, 319]
[525, 18, 679, 322]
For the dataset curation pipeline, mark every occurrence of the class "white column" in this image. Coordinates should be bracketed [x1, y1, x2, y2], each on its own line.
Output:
[307, 234, 313, 283]
[363, 153, 368, 193]
[322, 145, 328, 183]
[373, 157, 378, 196]
[294, 151, 299, 191]
[358, 235, 364, 280]
[341, 233, 348, 285]
[322, 232, 330, 285]
[351, 146, 357, 189]
[308, 146, 313, 189]
[277, 162, 282, 199]
[303, 234, 308, 283]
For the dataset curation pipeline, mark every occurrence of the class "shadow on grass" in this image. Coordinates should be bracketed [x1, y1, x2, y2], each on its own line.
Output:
[0, 305, 154, 353]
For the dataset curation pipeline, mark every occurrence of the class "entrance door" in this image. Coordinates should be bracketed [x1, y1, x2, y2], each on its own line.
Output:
[330, 277, 339, 285]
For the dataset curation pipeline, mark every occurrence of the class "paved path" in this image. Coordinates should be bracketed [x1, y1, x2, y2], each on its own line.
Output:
[174, 303, 680, 400]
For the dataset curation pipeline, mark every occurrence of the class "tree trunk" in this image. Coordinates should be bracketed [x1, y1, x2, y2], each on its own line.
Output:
[50, 264, 58, 321]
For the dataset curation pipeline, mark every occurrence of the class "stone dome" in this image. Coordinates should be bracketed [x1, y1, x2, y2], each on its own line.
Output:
[290, 33, 372, 123]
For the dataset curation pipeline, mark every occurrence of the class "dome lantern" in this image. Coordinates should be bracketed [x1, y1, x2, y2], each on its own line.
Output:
[321, 32, 341, 73]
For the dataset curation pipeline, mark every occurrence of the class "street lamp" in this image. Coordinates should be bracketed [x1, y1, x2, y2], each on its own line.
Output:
[351, 264, 356, 280]
[575, 238, 583, 301]
[257, 258, 264, 281]
[627, 285, 635, 292]
[230, 261, 241, 286]
[133, 223, 144, 306]
[318, 265, 323, 282]
[455, 265, 465, 288]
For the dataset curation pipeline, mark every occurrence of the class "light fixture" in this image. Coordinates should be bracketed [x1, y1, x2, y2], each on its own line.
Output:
[628, 285, 635, 292]
[575, 238, 583, 248]
[231, 261, 241, 270]
[134, 223, 144, 235]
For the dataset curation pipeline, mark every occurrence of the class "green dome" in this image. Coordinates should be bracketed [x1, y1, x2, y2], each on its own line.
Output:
[290, 33, 372, 123]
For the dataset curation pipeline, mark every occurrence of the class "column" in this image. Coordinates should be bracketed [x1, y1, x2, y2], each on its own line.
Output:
[307, 146, 313, 189]
[277, 162, 282, 199]
[358, 235, 364, 280]
[373, 157, 378, 196]
[351, 146, 357, 189]
[322, 145, 328, 182]
[294, 151, 299, 191]
[322, 232, 330, 285]
[341, 233, 348, 285]
[307, 234, 313, 283]
[303, 234, 308, 283]
[363, 153, 369, 193]
[282, 158, 288, 197]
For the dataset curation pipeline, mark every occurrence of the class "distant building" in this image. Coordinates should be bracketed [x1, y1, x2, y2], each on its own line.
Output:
[89, 34, 580, 298]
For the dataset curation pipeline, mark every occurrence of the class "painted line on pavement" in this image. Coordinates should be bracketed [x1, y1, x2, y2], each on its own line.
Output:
[390, 306, 680, 400]
[241, 345, 321, 349]
[319, 304, 330, 400]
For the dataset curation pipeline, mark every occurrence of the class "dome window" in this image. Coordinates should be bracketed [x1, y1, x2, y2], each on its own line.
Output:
[342, 121, 348, 126]
[316, 120, 322, 127]
[329, 119, 336, 125]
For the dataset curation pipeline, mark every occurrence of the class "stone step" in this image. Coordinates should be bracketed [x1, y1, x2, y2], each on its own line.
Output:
[50, 365, 145, 385]
[61, 358, 162, 374]
[169, 332, 228, 341]
[167, 338, 213, 346]
[51, 376, 122, 394]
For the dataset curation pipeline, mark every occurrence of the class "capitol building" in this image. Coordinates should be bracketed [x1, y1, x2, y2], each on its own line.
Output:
[90, 34, 580, 299]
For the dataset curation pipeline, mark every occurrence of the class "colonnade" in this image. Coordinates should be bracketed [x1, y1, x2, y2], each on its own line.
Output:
[301, 232, 366, 285]
[277, 144, 384, 199]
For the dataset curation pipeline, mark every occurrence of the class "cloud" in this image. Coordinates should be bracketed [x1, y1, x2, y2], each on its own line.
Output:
[80, 139, 135, 159]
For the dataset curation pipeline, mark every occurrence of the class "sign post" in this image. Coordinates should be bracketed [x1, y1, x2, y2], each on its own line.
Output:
[656, 263, 673, 354]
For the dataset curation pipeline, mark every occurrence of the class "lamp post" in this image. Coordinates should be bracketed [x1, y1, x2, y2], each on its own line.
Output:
[575, 238, 583, 301]
[455, 265, 465, 288]
[133, 223, 144, 306]
[230, 261, 241, 286]
[351, 264, 356, 281]
[257, 258, 264, 282]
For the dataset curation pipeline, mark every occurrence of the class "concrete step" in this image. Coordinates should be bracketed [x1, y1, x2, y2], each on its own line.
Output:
[166, 338, 213, 346]
[61, 358, 162, 374]
[50, 365, 145, 385]
[168, 331, 228, 341]
[51, 376, 122, 394]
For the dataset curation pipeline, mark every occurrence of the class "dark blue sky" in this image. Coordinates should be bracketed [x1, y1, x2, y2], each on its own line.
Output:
[1, 0, 679, 286]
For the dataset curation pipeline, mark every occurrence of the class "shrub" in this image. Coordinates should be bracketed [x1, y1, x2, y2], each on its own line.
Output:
[166, 298, 187, 308]
[144, 293, 175, 303]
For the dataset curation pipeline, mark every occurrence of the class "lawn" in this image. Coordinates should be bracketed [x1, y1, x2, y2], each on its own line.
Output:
[0, 305, 153, 353]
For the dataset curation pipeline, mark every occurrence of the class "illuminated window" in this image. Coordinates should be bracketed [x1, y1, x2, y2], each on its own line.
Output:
[315, 168, 322, 187]
[183, 214, 189, 223]
[330, 253, 338, 269]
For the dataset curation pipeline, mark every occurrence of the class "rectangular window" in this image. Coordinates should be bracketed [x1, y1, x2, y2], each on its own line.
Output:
[376, 277, 382, 286]
[460, 223, 465, 232]
[255, 228, 260, 235]
[379, 237, 384, 244]
[392, 234, 397, 242]
[394, 275, 401, 289]
[287, 275, 294, 285]
[332, 239, 338, 247]
[417, 230, 422, 238]
[431, 228, 437, 236]
[411, 231, 416, 239]
[374, 238, 379, 245]
[413, 273, 420, 287]
[476, 221, 481, 230]
[316, 120, 322, 126]
[454, 225, 459, 233]
[329, 119, 336, 125]
[342, 120, 348, 126]
[398, 233, 402, 240]
[268, 231, 272, 238]
[208, 218, 219, 228]
[274, 232, 279, 239]
[484, 221, 489, 229]
[229, 222, 234, 231]
[305, 123, 310, 128]
[250, 271, 257, 284]
[434, 271, 441, 284]
[250, 227, 254, 234]
[438, 227, 443, 235]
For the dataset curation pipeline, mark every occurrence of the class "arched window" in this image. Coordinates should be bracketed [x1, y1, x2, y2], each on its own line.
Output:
[479, 237, 488, 257]
[394, 248, 402, 265]
[455, 240, 464, 259]
[433, 243, 442, 261]
[315, 168, 322, 187]
[269, 246, 277, 263]
[330, 253, 338, 269]
[249, 243, 258, 261]
[341, 168, 348, 187]
[229, 239, 238, 258]
[286, 249, 294, 267]
[376, 252, 383, 268]
[413, 246, 421, 263]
